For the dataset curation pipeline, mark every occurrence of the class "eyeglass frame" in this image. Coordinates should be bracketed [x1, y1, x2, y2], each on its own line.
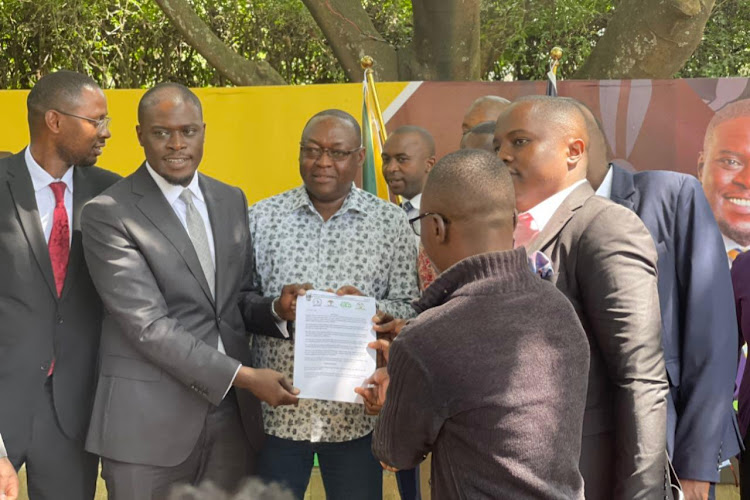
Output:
[299, 143, 363, 162]
[55, 110, 111, 132]
[408, 212, 451, 236]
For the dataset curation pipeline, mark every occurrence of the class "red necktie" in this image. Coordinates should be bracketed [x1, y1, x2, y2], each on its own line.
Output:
[47, 182, 69, 376]
[514, 212, 539, 248]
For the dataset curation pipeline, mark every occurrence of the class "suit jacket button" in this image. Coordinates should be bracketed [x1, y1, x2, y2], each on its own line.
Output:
[41, 362, 49, 371]
[217, 316, 222, 324]
[57, 315, 63, 324]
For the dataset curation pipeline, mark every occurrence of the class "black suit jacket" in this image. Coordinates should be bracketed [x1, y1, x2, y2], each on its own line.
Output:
[82, 164, 283, 467]
[0, 150, 120, 455]
[610, 164, 742, 482]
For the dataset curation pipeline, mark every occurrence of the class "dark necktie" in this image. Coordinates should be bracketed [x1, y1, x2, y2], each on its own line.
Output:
[47, 181, 69, 376]
[402, 200, 413, 214]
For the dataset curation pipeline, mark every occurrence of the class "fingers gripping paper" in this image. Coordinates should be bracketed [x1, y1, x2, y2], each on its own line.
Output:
[293, 291, 377, 404]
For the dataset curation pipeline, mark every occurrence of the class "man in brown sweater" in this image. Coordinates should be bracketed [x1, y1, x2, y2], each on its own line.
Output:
[365, 149, 590, 499]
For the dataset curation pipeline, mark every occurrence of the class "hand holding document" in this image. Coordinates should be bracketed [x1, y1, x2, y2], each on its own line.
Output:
[293, 290, 376, 404]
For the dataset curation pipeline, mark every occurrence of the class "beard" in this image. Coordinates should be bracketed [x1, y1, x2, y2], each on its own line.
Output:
[56, 142, 98, 167]
[718, 218, 750, 248]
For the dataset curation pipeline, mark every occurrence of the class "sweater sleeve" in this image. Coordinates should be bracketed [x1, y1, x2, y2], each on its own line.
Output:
[372, 339, 443, 470]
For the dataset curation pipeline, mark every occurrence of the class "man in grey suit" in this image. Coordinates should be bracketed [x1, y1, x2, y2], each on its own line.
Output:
[81, 83, 300, 500]
[494, 96, 669, 499]
[0, 70, 120, 500]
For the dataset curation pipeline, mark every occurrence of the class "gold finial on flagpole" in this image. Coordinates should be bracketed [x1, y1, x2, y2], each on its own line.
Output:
[550, 47, 563, 76]
[361, 56, 374, 70]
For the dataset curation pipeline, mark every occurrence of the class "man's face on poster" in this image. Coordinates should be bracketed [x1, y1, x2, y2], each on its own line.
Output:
[699, 115, 750, 247]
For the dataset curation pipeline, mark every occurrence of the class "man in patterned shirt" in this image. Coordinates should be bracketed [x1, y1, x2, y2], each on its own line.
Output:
[249, 109, 419, 499]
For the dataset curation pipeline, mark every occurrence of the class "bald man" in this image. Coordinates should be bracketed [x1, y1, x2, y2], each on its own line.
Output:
[369, 150, 590, 500]
[578, 98, 741, 500]
[461, 95, 510, 136]
[495, 96, 668, 499]
[82, 83, 299, 499]
[459, 121, 496, 152]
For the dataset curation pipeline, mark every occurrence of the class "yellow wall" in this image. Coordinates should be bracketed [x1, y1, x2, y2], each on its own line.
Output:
[0, 83, 408, 204]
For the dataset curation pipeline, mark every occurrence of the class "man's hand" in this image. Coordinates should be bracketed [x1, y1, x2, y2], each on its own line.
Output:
[355, 339, 392, 414]
[334, 285, 363, 296]
[680, 479, 709, 500]
[372, 311, 406, 342]
[234, 366, 300, 407]
[0, 457, 19, 500]
[380, 461, 399, 473]
[273, 283, 313, 321]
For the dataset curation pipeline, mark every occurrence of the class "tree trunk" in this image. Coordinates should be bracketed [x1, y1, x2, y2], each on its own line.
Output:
[153, 0, 286, 86]
[400, 0, 481, 80]
[300, 0, 398, 82]
[575, 0, 716, 79]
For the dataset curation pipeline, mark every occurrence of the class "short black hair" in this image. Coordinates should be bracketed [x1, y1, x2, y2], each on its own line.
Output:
[27, 70, 100, 126]
[389, 125, 436, 156]
[138, 82, 203, 123]
[302, 109, 362, 145]
[704, 98, 750, 148]
[424, 149, 515, 227]
[467, 121, 496, 135]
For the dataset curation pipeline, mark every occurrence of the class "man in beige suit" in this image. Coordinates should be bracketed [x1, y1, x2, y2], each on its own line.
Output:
[494, 96, 668, 500]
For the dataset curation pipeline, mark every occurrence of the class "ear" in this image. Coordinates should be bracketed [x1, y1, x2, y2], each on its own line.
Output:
[45, 110, 62, 134]
[434, 214, 448, 244]
[697, 151, 705, 182]
[425, 156, 437, 173]
[512, 209, 518, 231]
[136, 125, 144, 147]
[355, 147, 366, 167]
[566, 138, 585, 171]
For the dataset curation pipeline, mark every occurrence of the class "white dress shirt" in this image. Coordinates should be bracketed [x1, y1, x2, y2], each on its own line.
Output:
[523, 179, 588, 232]
[594, 166, 614, 199]
[402, 193, 421, 221]
[145, 163, 239, 395]
[25, 147, 74, 245]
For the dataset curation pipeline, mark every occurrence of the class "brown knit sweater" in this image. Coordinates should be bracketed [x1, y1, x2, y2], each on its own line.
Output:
[372, 248, 590, 500]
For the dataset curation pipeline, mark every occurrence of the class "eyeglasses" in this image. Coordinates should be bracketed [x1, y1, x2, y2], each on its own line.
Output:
[56, 110, 111, 132]
[408, 212, 450, 236]
[300, 144, 362, 162]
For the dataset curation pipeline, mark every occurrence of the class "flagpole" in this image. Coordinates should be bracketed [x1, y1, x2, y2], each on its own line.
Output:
[361, 56, 388, 145]
[550, 46, 563, 76]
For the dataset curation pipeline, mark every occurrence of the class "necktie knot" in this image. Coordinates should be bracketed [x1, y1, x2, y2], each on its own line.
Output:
[179, 188, 194, 206]
[402, 200, 413, 213]
[50, 182, 66, 207]
[729, 248, 748, 263]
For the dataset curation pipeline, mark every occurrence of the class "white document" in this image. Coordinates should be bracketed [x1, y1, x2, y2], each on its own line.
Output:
[294, 290, 377, 404]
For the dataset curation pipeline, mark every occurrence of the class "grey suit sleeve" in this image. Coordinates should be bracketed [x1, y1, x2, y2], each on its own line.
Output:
[81, 198, 239, 407]
[579, 205, 668, 499]
[671, 177, 739, 480]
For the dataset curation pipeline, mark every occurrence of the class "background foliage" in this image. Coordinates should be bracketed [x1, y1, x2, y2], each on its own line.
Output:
[0, 0, 746, 89]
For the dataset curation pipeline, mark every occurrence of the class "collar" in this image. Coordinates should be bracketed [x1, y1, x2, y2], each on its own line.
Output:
[25, 146, 74, 193]
[524, 179, 587, 232]
[145, 162, 204, 206]
[414, 248, 534, 313]
[403, 193, 421, 210]
[594, 166, 614, 199]
[288, 184, 368, 217]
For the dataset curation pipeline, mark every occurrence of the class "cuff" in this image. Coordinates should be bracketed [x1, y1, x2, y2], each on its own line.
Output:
[271, 298, 290, 338]
[223, 363, 243, 400]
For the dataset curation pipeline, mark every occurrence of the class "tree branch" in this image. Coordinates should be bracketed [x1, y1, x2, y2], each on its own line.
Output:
[300, 0, 398, 82]
[153, 0, 286, 86]
[575, 0, 716, 79]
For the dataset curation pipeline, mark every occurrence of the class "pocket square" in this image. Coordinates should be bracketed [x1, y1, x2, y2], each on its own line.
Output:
[528, 251, 554, 280]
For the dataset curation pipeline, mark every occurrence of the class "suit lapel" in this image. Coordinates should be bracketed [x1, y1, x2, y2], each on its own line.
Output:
[61, 166, 91, 299]
[6, 152, 58, 299]
[200, 175, 229, 309]
[132, 165, 215, 306]
[527, 183, 594, 254]
[609, 163, 637, 212]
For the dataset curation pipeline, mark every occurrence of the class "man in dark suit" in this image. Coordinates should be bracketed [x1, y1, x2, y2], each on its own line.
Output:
[0, 70, 120, 500]
[495, 96, 669, 499]
[81, 83, 300, 500]
[579, 99, 742, 500]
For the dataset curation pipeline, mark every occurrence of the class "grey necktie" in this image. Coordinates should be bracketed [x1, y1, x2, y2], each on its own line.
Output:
[179, 189, 215, 298]
[402, 200, 413, 213]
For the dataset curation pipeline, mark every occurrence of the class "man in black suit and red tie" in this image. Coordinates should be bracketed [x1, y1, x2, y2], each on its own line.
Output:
[0, 70, 120, 499]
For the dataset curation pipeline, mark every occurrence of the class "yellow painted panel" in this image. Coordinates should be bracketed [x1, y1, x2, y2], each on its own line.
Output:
[0, 82, 408, 204]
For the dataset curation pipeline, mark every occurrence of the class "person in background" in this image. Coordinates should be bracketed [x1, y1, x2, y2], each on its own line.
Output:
[365, 149, 590, 500]
[249, 109, 419, 500]
[461, 95, 510, 136]
[733, 252, 750, 500]
[0, 70, 119, 500]
[382, 125, 438, 292]
[496, 96, 668, 499]
[579, 98, 741, 500]
[459, 121, 495, 152]
[0, 433, 19, 500]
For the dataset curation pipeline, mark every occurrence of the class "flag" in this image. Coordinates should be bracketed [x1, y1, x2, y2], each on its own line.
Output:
[546, 68, 558, 97]
[361, 71, 390, 199]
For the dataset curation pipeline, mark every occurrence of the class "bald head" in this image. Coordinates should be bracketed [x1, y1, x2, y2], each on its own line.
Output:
[462, 96, 511, 135]
[562, 98, 612, 187]
[460, 121, 496, 152]
[138, 83, 202, 123]
[421, 149, 516, 272]
[390, 125, 435, 156]
[302, 109, 361, 144]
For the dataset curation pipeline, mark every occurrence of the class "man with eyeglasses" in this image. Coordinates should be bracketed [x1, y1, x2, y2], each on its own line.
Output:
[0, 70, 120, 499]
[248, 109, 419, 499]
